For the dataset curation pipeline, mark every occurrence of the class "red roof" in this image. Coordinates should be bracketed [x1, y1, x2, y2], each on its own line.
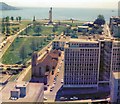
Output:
[37, 50, 60, 67]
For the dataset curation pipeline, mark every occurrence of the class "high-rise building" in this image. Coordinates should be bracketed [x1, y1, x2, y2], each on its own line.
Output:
[109, 16, 120, 38]
[111, 40, 120, 72]
[64, 38, 120, 88]
[110, 71, 120, 103]
[64, 39, 101, 88]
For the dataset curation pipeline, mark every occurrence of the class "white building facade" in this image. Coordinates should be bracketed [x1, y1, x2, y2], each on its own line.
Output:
[110, 71, 120, 103]
[64, 39, 101, 88]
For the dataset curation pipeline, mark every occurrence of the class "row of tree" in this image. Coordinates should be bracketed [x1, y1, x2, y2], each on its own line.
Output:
[1, 16, 22, 35]
[2, 16, 22, 22]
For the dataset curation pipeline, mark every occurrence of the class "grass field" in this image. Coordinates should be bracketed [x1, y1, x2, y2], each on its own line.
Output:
[20, 25, 66, 36]
[2, 37, 52, 64]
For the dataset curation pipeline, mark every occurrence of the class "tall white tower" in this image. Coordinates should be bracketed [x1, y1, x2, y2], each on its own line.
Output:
[49, 7, 52, 23]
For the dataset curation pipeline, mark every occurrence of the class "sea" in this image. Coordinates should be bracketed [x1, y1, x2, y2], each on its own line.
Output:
[1, 7, 118, 22]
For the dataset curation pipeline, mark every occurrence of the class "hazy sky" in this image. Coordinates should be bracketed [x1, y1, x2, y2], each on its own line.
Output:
[2, 0, 120, 8]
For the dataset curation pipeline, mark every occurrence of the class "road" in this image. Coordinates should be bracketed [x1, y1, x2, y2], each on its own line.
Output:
[0, 24, 33, 62]
[18, 35, 47, 38]
[44, 52, 64, 102]
[103, 24, 112, 38]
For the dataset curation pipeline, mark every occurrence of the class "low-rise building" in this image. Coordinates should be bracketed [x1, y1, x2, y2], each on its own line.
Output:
[32, 49, 61, 84]
[52, 36, 70, 51]
[1, 82, 44, 102]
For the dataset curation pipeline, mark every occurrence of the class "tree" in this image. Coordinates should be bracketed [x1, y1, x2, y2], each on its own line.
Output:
[52, 27, 56, 33]
[31, 40, 36, 51]
[25, 28, 28, 35]
[94, 15, 105, 26]
[34, 26, 41, 35]
[18, 16, 22, 22]
[6, 26, 10, 35]
[2, 24, 5, 34]
[19, 45, 27, 62]
[11, 16, 14, 21]
[16, 17, 19, 22]
[6, 16, 9, 22]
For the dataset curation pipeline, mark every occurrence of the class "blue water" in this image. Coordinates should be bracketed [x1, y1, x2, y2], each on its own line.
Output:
[1, 7, 118, 22]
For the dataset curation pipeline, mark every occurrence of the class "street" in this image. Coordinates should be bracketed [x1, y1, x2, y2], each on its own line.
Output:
[103, 23, 112, 38]
[44, 51, 64, 102]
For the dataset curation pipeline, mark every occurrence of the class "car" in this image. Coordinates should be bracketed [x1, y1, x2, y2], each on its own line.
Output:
[44, 97, 47, 100]
[61, 79, 64, 83]
[57, 69, 60, 73]
[60, 97, 67, 100]
[52, 71, 54, 75]
[73, 96, 78, 100]
[52, 84, 55, 88]
[53, 81, 56, 84]
[50, 88, 53, 91]
[70, 97, 74, 100]
[54, 76, 57, 81]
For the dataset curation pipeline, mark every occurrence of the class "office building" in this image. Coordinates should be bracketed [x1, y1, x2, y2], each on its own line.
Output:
[110, 71, 120, 103]
[109, 16, 120, 38]
[64, 39, 101, 88]
[64, 38, 120, 88]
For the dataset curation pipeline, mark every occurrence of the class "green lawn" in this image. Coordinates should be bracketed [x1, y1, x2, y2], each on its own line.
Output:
[2, 37, 52, 64]
[20, 25, 66, 36]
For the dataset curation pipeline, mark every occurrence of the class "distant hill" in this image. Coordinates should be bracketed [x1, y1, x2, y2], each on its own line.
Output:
[0, 2, 19, 10]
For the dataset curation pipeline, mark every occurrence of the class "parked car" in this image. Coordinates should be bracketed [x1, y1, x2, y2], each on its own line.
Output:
[57, 69, 60, 73]
[70, 97, 74, 100]
[61, 79, 64, 83]
[50, 88, 53, 91]
[73, 96, 78, 100]
[60, 97, 67, 100]
[44, 97, 47, 100]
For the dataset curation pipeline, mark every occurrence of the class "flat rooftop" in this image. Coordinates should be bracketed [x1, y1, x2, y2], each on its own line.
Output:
[69, 38, 99, 44]
[54, 36, 70, 42]
[78, 26, 89, 28]
[16, 81, 29, 88]
[0, 75, 11, 84]
[1, 82, 44, 102]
